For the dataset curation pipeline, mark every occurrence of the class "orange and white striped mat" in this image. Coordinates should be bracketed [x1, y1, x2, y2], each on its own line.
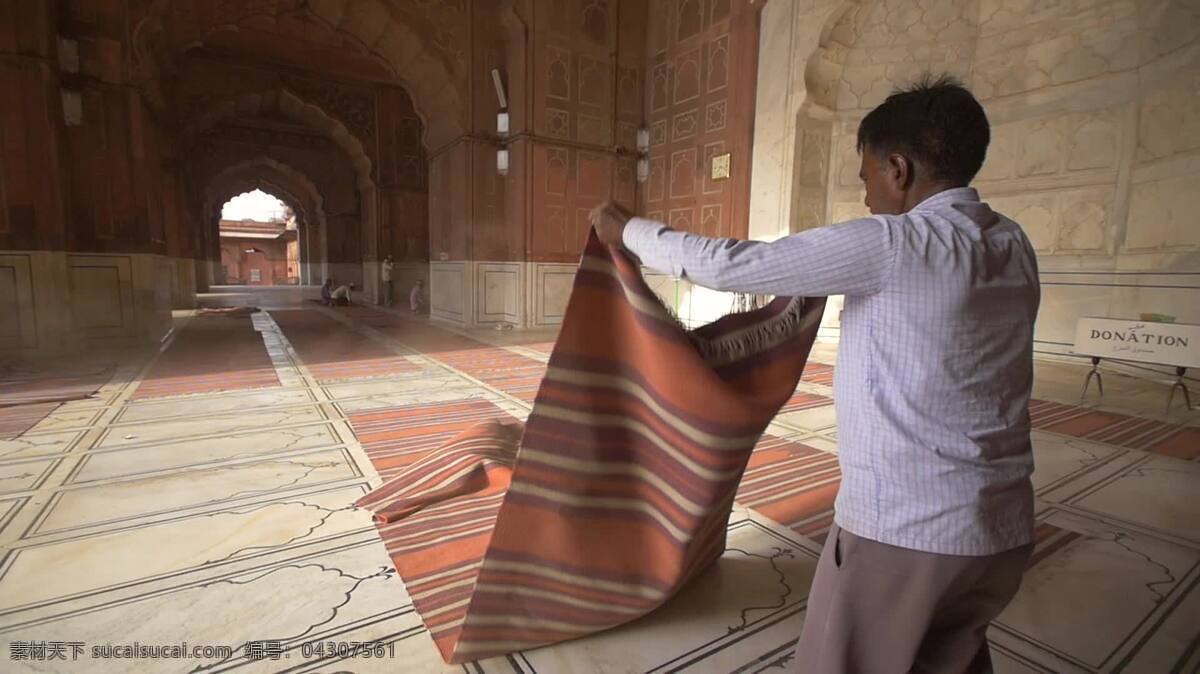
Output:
[357, 230, 825, 663]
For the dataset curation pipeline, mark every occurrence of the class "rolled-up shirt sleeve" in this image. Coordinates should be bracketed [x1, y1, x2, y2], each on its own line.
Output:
[621, 216, 897, 297]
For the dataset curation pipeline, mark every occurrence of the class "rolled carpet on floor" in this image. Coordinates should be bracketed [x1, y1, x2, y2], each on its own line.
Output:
[356, 229, 826, 664]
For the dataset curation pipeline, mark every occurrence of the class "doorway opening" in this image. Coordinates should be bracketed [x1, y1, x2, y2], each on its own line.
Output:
[217, 189, 301, 286]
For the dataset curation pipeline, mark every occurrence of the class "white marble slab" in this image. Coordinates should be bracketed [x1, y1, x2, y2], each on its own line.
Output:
[1067, 454, 1200, 545]
[32, 448, 361, 536]
[776, 404, 839, 434]
[0, 486, 367, 612]
[71, 425, 345, 483]
[115, 388, 315, 423]
[994, 510, 1200, 671]
[0, 432, 81, 462]
[0, 458, 56, 494]
[1029, 431, 1125, 494]
[322, 374, 475, 401]
[0, 540, 440, 673]
[97, 406, 328, 449]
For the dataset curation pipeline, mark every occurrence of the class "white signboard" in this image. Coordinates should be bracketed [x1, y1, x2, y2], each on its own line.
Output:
[1073, 317, 1200, 369]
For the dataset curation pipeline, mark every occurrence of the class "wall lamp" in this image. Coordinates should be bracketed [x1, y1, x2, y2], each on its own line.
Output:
[493, 69, 510, 177]
[635, 127, 650, 183]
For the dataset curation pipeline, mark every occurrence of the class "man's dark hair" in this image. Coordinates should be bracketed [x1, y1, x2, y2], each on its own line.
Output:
[856, 73, 990, 186]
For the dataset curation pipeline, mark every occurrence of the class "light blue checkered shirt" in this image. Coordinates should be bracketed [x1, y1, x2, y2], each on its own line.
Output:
[624, 188, 1040, 555]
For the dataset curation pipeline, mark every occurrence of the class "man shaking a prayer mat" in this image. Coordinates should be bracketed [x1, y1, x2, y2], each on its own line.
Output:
[591, 73, 1040, 674]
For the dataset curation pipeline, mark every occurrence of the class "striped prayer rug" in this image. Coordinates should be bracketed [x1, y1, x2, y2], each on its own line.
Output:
[357, 230, 826, 663]
[1028, 398, 1200, 460]
[348, 399, 512, 480]
[779, 390, 833, 413]
[800, 362, 834, 387]
[735, 435, 841, 545]
[0, 401, 61, 439]
[133, 315, 278, 399]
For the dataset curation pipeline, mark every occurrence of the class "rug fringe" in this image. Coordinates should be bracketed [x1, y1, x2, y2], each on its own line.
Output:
[689, 298, 809, 367]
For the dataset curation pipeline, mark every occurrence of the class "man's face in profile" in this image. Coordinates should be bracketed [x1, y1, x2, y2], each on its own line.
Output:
[859, 148, 906, 216]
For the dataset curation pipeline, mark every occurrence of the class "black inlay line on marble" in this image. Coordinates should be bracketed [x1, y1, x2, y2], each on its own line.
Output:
[994, 550, 1200, 671]
[986, 638, 1062, 674]
[1041, 270, 1200, 276]
[728, 640, 796, 674]
[0, 526, 382, 625]
[15, 479, 371, 550]
[643, 520, 811, 673]
[0, 531, 391, 632]
[989, 621, 1096, 670]
[1109, 560, 1200, 672]
[1032, 444, 1127, 497]
[187, 563, 398, 672]
[61, 437, 355, 488]
[23, 450, 365, 538]
[1041, 282, 1200, 289]
[658, 605, 805, 674]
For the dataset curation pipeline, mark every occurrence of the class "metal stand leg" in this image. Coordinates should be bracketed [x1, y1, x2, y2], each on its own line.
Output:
[1166, 366, 1192, 415]
[1080, 356, 1104, 403]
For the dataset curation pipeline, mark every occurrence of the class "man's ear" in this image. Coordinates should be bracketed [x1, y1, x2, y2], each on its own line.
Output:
[887, 153, 913, 190]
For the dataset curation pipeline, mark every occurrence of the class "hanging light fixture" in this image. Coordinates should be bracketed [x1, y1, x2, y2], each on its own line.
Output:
[635, 127, 650, 183]
[496, 149, 510, 177]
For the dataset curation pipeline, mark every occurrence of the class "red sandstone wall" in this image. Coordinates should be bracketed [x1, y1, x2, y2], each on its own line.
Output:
[219, 236, 293, 286]
[643, 0, 760, 239]
[522, 0, 645, 263]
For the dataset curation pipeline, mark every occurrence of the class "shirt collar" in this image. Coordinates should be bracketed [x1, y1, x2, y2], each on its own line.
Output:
[910, 187, 980, 213]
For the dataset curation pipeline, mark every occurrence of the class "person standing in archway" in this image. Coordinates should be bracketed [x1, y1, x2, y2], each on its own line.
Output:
[590, 74, 1040, 674]
[381, 255, 395, 307]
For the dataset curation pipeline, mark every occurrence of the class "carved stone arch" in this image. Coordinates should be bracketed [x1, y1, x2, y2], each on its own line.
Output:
[133, 0, 466, 151]
[181, 89, 374, 191]
[203, 157, 330, 285]
[203, 157, 325, 225]
[801, 0, 867, 113]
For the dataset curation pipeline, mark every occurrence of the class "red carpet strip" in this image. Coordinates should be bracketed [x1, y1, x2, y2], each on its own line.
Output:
[779, 390, 833, 413]
[348, 398, 511, 480]
[134, 316, 279, 399]
[0, 365, 112, 438]
[801, 362, 835, 387]
[735, 435, 842, 544]
[0, 401, 61, 439]
[524, 341, 556, 354]
[269, 309, 417, 383]
[0, 367, 113, 406]
[1029, 398, 1200, 460]
[337, 307, 547, 403]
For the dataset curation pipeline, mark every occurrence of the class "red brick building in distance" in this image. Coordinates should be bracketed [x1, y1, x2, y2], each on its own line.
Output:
[218, 217, 300, 285]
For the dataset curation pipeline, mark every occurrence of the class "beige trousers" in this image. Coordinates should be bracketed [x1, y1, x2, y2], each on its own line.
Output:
[793, 523, 1032, 674]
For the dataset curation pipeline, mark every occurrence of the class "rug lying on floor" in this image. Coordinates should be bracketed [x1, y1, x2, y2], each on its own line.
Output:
[356, 230, 826, 663]
[195, 306, 260, 317]
[0, 364, 113, 439]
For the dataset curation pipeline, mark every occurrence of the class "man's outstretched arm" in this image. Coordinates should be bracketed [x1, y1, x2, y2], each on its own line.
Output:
[590, 202, 897, 297]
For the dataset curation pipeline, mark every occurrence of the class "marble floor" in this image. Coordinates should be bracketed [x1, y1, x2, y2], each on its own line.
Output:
[0, 286, 1197, 673]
